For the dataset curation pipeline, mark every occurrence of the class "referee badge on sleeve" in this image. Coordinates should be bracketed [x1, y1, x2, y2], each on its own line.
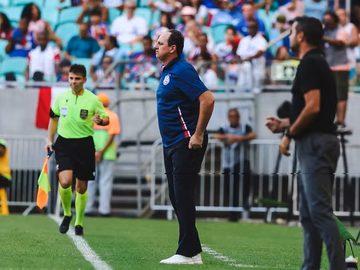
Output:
[80, 109, 89, 119]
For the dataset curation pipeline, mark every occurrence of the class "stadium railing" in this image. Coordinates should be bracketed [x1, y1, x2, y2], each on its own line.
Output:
[0, 135, 47, 215]
[150, 137, 360, 221]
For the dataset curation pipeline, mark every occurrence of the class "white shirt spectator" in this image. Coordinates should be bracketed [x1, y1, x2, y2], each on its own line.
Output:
[183, 35, 214, 57]
[200, 69, 218, 90]
[236, 33, 267, 91]
[214, 42, 233, 59]
[343, 22, 359, 68]
[111, 15, 148, 44]
[27, 45, 61, 78]
[236, 33, 267, 67]
[103, 0, 123, 8]
[154, 1, 176, 12]
[272, 0, 304, 24]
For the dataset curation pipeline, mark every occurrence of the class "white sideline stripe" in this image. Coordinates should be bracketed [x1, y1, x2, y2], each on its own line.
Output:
[202, 244, 298, 269]
[49, 215, 112, 270]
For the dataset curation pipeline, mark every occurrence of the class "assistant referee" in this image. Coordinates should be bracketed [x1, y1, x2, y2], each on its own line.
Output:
[266, 17, 346, 270]
[46, 64, 109, 236]
[155, 30, 215, 265]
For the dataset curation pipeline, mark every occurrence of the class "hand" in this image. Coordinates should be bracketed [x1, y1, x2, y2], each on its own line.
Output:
[45, 140, 53, 154]
[91, 110, 102, 124]
[265, 117, 284, 133]
[279, 136, 291, 156]
[227, 134, 238, 146]
[189, 134, 203, 149]
[95, 150, 103, 163]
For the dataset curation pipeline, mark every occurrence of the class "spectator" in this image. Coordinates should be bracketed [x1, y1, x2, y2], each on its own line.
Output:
[85, 94, 121, 217]
[103, 0, 123, 9]
[303, 0, 327, 21]
[64, 22, 100, 59]
[61, 0, 83, 6]
[92, 35, 129, 70]
[0, 139, 11, 189]
[215, 109, 256, 222]
[190, 0, 208, 26]
[91, 55, 118, 88]
[57, 59, 72, 82]
[148, 0, 181, 13]
[88, 9, 109, 46]
[110, 0, 148, 45]
[210, 0, 233, 26]
[183, 20, 214, 56]
[236, 19, 267, 92]
[188, 33, 210, 61]
[124, 36, 158, 83]
[5, 18, 36, 57]
[176, 6, 197, 36]
[336, 8, 359, 81]
[272, 0, 304, 25]
[25, 32, 61, 81]
[77, 0, 109, 23]
[214, 25, 239, 60]
[0, 13, 12, 40]
[151, 12, 175, 42]
[213, 25, 240, 83]
[269, 15, 290, 57]
[194, 51, 218, 90]
[21, 3, 62, 49]
[236, 2, 266, 37]
[323, 11, 351, 132]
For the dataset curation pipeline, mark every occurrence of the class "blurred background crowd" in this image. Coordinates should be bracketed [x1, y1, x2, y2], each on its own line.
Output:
[0, 0, 358, 92]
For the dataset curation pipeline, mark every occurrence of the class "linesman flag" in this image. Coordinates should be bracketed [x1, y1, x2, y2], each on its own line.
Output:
[36, 150, 52, 209]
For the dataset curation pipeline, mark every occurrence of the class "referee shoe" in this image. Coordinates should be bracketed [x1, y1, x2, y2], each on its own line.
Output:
[75, 225, 84, 236]
[59, 213, 72, 234]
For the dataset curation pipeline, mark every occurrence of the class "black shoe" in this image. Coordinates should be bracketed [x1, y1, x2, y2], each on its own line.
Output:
[75, 225, 84, 236]
[59, 214, 72, 234]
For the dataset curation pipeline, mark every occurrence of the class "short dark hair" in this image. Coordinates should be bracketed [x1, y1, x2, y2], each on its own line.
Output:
[167, 29, 184, 57]
[324, 10, 340, 24]
[90, 8, 101, 17]
[143, 35, 152, 42]
[247, 18, 258, 27]
[109, 36, 119, 48]
[69, 64, 87, 78]
[226, 25, 236, 35]
[228, 108, 240, 117]
[294, 16, 324, 47]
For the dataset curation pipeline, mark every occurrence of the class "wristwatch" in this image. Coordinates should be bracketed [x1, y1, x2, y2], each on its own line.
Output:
[98, 118, 103, 126]
[285, 129, 293, 139]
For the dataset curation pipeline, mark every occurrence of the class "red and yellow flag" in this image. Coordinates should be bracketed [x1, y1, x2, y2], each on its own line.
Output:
[36, 153, 52, 209]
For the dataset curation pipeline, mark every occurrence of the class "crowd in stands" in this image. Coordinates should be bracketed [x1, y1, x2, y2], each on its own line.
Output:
[0, 0, 359, 91]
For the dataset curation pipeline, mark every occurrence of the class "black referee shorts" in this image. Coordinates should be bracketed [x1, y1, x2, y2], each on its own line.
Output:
[54, 135, 96, 181]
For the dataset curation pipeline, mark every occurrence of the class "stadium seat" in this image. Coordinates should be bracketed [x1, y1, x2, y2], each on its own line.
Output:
[45, 0, 71, 9]
[109, 8, 121, 24]
[139, 0, 152, 7]
[58, 6, 82, 25]
[150, 9, 160, 28]
[0, 0, 11, 7]
[0, 57, 27, 75]
[42, 8, 59, 30]
[145, 77, 159, 91]
[5, 6, 23, 23]
[200, 26, 211, 36]
[0, 39, 8, 60]
[132, 42, 143, 54]
[71, 58, 92, 77]
[211, 24, 231, 44]
[55, 23, 79, 48]
[135, 7, 152, 25]
[12, 0, 44, 7]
